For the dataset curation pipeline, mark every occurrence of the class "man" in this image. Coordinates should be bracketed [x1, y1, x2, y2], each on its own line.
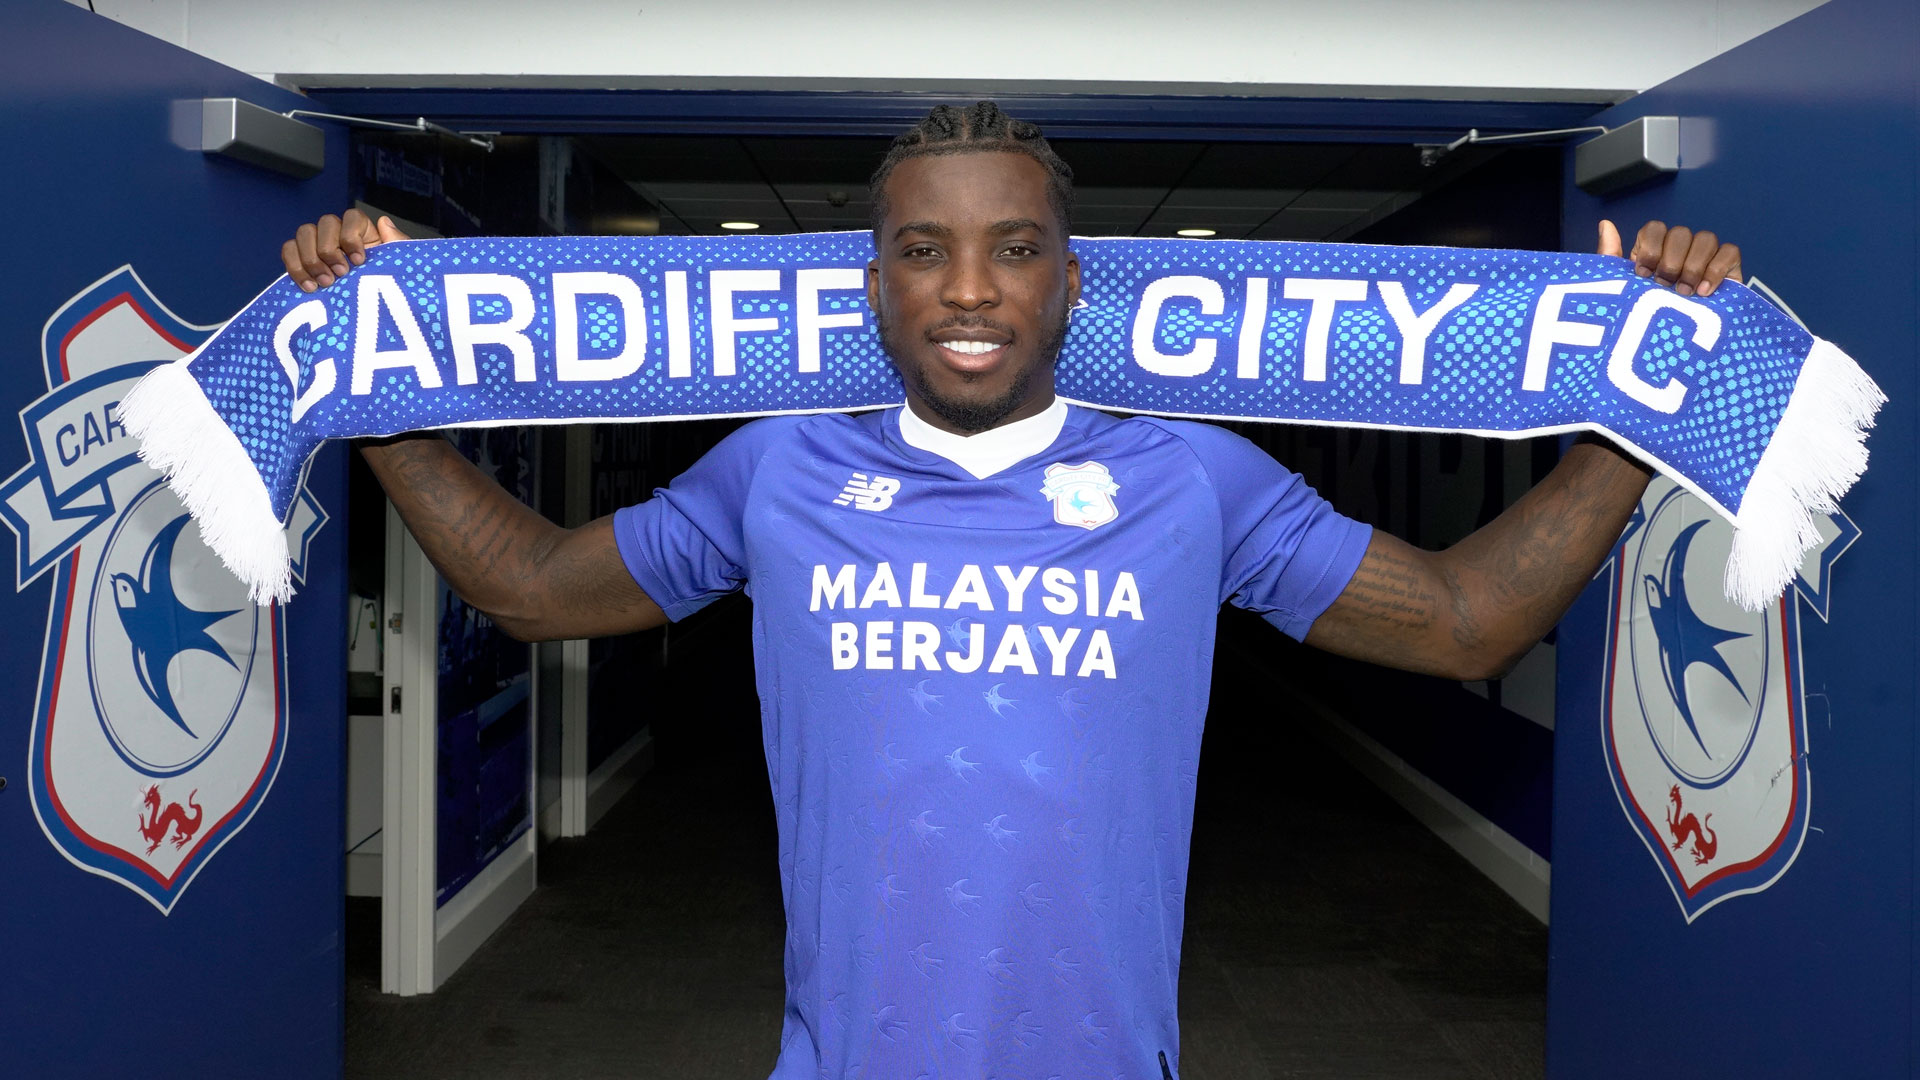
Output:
[285, 103, 1740, 1078]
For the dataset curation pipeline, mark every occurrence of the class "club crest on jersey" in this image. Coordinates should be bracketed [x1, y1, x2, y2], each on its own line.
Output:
[0, 267, 327, 914]
[1600, 475, 1855, 922]
[1039, 461, 1120, 530]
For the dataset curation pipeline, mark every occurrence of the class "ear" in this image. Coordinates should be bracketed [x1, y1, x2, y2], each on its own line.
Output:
[866, 258, 883, 315]
[1065, 248, 1082, 309]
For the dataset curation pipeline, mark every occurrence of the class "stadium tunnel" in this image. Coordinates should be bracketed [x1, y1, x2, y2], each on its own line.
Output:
[4, 2, 1916, 1079]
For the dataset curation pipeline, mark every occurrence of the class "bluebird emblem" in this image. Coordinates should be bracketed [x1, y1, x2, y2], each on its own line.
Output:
[909, 810, 946, 846]
[111, 515, 241, 737]
[982, 947, 1016, 982]
[1019, 882, 1055, 917]
[940, 1012, 979, 1049]
[945, 878, 983, 915]
[945, 746, 982, 781]
[1021, 751, 1055, 785]
[909, 941, 944, 977]
[984, 814, 1020, 849]
[983, 683, 1017, 717]
[907, 679, 943, 714]
[1641, 520, 1750, 758]
[1049, 947, 1082, 983]
[1012, 1010, 1044, 1047]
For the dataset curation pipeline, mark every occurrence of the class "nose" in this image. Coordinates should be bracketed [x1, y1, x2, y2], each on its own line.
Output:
[940, 246, 1000, 311]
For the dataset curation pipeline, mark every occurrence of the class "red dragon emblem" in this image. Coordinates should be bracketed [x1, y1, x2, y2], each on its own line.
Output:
[1666, 785, 1718, 867]
[137, 785, 204, 855]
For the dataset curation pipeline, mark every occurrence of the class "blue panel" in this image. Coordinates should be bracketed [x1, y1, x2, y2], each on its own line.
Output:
[0, 3, 350, 1077]
[1548, 1, 1918, 1076]
[304, 87, 1607, 142]
[586, 426, 653, 772]
[435, 429, 533, 903]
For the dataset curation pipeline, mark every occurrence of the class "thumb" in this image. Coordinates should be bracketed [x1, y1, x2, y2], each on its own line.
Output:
[375, 215, 410, 244]
[1596, 219, 1623, 257]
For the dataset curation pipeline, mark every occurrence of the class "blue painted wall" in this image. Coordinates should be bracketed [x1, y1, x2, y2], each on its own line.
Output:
[0, 3, 350, 1076]
[1549, 0, 1918, 1075]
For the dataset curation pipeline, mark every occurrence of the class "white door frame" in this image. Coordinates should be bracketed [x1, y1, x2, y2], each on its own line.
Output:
[557, 425, 593, 837]
[379, 502, 540, 994]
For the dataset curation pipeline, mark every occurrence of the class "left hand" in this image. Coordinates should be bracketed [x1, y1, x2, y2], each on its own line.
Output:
[1598, 220, 1743, 298]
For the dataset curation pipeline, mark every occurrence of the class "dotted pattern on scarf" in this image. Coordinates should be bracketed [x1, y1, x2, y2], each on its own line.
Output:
[186, 233, 1813, 521]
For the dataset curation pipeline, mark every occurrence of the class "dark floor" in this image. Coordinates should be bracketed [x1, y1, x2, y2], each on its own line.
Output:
[346, 611, 1547, 1079]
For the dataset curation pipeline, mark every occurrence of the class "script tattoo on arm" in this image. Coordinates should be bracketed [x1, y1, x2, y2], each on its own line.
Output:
[362, 434, 666, 641]
[1305, 436, 1651, 680]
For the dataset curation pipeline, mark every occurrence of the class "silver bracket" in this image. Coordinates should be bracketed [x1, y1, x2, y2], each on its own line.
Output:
[200, 98, 325, 179]
[283, 109, 496, 153]
[1418, 124, 1609, 168]
[1572, 116, 1680, 195]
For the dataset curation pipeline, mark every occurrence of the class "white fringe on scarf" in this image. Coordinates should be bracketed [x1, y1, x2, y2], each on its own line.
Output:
[119, 354, 295, 604]
[1727, 336, 1885, 611]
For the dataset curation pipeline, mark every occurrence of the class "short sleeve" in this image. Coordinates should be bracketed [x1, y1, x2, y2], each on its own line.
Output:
[1161, 421, 1373, 641]
[611, 417, 792, 622]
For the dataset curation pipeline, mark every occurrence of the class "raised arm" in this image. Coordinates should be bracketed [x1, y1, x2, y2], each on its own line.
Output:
[288, 209, 666, 642]
[1304, 220, 1742, 680]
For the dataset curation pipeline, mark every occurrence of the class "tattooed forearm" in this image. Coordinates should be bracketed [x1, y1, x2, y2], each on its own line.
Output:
[361, 434, 665, 641]
[1308, 437, 1650, 679]
[1337, 543, 1437, 632]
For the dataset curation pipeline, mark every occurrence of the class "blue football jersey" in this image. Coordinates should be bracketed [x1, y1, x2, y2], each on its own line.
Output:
[614, 405, 1370, 1079]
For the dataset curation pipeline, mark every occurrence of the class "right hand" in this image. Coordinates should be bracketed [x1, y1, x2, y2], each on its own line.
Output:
[282, 208, 410, 292]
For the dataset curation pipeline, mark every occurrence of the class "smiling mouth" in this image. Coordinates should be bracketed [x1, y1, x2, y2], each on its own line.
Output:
[937, 340, 1007, 359]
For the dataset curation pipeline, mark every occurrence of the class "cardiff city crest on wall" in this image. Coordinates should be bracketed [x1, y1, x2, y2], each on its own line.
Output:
[1601, 473, 1855, 922]
[0, 267, 326, 914]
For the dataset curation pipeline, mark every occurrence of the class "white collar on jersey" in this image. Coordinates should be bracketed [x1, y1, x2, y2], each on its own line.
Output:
[895, 397, 1070, 480]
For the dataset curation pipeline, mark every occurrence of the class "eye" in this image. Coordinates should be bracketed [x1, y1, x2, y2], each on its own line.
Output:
[901, 243, 941, 259]
[1001, 242, 1039, 258]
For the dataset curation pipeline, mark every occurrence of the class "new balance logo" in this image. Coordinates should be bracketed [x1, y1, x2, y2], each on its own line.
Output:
[834, 473, 901, 512]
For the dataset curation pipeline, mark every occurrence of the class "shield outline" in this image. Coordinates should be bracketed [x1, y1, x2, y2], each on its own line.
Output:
[15, 267, 302, 914]
[1598, 478, 1846, 923]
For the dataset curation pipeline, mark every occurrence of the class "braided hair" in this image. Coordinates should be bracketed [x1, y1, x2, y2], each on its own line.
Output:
[868, 102, 1076, 236]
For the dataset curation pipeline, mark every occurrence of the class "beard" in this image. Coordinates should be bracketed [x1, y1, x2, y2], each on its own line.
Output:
[876, 301, 1072, 435]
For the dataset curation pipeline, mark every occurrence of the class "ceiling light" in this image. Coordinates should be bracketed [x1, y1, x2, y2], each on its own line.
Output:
[720, 221, 761, 231]
[1175, 228, 1217, 238]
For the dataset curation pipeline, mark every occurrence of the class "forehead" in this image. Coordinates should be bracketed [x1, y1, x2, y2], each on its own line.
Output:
[881, 151, 1054, 230]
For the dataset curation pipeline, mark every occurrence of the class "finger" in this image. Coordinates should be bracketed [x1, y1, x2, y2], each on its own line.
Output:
[1629, 221, 1667, 277]
[293, 222, 334, 289]
[1655, 225, 1693, 287]
[314, 214, 349, 280]
[340, 207, 372, 265]
[282, 238, 315, 292]
[1673, 230, 1719, 296]
[375, 215, 409, 244]
[1699, 243, 1743, 297]
[1596, 219, 1623, 257]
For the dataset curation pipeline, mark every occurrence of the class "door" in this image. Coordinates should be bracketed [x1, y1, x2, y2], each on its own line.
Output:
[1547, 0, 1918, 1076]
[0, 3, 351, 1078]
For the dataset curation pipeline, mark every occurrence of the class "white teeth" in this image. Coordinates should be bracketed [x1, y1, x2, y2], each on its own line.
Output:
[938, 340, 1003, 356]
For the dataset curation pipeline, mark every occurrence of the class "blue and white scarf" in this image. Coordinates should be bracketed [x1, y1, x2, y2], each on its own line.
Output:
[121, 232, 1883, 610]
